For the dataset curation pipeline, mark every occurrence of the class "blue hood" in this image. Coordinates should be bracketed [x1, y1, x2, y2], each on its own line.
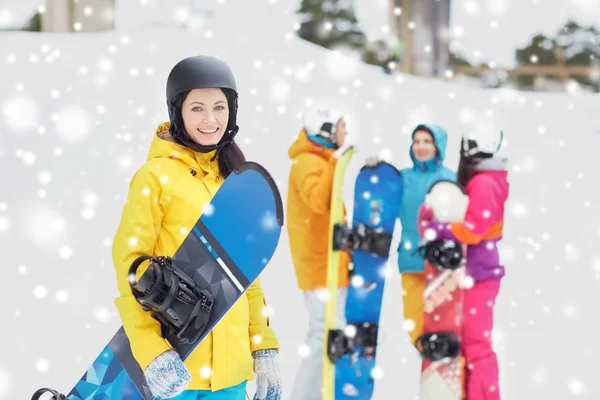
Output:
[397, 123, 457, 273]
[409, 124, 449, 169]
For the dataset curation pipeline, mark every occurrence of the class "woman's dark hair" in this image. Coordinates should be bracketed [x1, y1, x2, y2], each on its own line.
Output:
[457, 153, 474, 187]
[168, 88, 245, 179]
[457, 152, 493, 187]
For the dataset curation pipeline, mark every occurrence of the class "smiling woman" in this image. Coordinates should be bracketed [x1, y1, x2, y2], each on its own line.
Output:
[109, 55, 283, 400]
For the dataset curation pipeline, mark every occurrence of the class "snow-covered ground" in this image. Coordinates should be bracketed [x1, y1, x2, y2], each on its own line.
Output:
[1, 1, 600, 399]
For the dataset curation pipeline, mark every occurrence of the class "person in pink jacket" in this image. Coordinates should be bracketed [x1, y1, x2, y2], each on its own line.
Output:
[418, 127, 509, 400]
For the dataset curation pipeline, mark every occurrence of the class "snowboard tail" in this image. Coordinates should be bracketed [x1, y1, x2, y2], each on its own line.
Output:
[32, 161, 283, 400]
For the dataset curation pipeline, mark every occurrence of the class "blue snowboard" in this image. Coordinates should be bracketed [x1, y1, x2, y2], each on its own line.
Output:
[32, 162, 283, 400]
[334, 161, 403, 399]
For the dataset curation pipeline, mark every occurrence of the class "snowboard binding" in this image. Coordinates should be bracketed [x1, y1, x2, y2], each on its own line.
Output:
[333, 223, 392, 257]
[415, 332, 461, 361]
[129, 255, 215, 345]
[419, 239, 464, 270]
[31, 388, 66, 400]
[327, 323, 379, 363]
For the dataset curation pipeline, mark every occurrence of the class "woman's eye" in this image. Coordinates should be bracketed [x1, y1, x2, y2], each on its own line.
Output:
[215, 106, 224, 111]
[193, 107, 202, 112]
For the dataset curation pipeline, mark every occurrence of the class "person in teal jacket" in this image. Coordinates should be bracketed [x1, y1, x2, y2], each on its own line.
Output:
[397, 124, 457, 345]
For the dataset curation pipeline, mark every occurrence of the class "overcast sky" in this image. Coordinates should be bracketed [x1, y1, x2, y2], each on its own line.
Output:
[1, 0, 599, 68]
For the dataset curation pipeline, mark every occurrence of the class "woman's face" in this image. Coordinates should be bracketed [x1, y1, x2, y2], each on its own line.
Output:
[412, 130, 437, 161]
[181, 88, 229, 146]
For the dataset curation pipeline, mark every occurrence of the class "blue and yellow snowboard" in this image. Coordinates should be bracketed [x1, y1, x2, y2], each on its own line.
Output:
[32, 162, 283, 400]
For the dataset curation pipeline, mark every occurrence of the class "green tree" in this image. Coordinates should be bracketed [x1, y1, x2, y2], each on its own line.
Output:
[23, 11, 42, 32]
[514, 34, 558, 89]
[296, 0, 366, 50]
[514, 21, 600, 91]
[450, 51, 472, 68]
[556, 21, 600, 91]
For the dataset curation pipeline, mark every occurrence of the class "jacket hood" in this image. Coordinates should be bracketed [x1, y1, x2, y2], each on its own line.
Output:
[409, 123, 449, 169]
[288, 129, 336, 160]
[149, 122, 219, 175]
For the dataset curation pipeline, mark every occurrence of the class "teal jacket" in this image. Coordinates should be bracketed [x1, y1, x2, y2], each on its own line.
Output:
[397, 124, 457, 273]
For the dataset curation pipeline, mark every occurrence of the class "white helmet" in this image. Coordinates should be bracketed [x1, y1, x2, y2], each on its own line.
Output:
[302, 107, 344, 144]
[461, 124, 504, 158]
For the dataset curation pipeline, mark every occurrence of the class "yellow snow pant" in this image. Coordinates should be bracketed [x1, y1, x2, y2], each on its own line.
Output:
[400, 272, 425, 346]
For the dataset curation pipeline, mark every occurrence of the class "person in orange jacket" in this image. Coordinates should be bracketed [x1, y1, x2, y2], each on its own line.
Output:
[286, 107, 352, 400]
[111, 56, 281, 400]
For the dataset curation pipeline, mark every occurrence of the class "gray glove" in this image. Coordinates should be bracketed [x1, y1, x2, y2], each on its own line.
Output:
[365, 156, 382, 167]
[143, 349, 191, 399]
[252, 349, 282, 400]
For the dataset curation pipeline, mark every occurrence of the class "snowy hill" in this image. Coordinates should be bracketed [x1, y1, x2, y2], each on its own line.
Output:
[1, 0, 600, 399]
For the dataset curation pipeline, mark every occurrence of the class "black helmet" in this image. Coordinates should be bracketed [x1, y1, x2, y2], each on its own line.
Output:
[166, 55, 237, 101]
[165, 56, 239, 157]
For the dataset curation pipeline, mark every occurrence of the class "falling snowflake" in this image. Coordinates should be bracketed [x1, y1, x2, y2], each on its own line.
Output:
[95, 306, 111, 323]
[23, 205, 67, 249]
[33, 285, 48, 299]
[378, 148, 392, 162]
[81, 207, 95, 220]
[510, 202, 528, 217]
[203, 203, 215, 216]
[371, 366, 384, 380]
[269, 79, 291, 103]
[424, 228, 437, 241]
[55, 289, 70, 304]
[2, 96, 39, 131]
[261, 304, 274, 318]
[351, 275, 364, 287]
[564, 243, 580, 262]
[199, 366, 212, 379]
[54, 105, 92, 142]
[403, 319, 416, 332]
[0, 364, 11, 397]
[35, 359, 49, 373]
[59, 246, 73, 259]
[567, 377, 586, 395]
[563, 304, 578, 319]
[0, 216, 10, 233]
[38, 171, 52, 185]
[463, 276, 475, 289]
[298, 344, 310, 357]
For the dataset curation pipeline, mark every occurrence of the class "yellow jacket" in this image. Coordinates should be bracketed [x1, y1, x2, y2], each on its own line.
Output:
[286, 129, 350, 291]
[112, 122, 279, 391]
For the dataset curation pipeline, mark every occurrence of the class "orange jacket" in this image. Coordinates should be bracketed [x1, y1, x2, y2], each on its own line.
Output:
[286, 129, 350, 291]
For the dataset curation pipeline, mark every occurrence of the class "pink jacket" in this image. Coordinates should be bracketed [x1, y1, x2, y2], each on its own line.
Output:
[423, 159, 510, 281]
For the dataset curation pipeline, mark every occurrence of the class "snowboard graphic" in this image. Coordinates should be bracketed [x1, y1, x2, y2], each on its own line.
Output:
[330, 160, 403, 399]
[32, 162, 283, 400]
[322, 146, 354, 400]
[415, 180, 469, 400]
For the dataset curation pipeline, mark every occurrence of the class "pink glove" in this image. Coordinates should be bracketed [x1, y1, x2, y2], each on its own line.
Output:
[417, 203, 434, 237]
